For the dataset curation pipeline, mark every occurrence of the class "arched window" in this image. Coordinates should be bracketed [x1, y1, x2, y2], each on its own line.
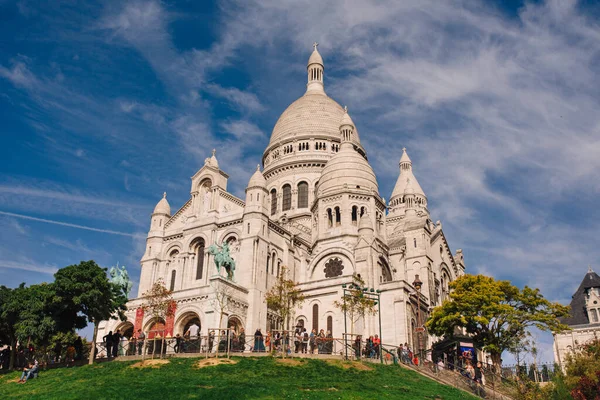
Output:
[170, 269, 176, 291]
[360, 206, 366, 217]
[270, 189, 277, 215]
[351, 206, 358, 225]
[327, 316, 333, 335]
[335, 207, 341, 226]
[297, 182, 308, 208]
[414, 238, 417, 248]
[195, 240, 205, 280]
[277, 260, 281, 277]
[282, 184, 291, 211]
[327, 208, 333, 228]
[312, 304, 319, 332]
[266, 254, 270, 274]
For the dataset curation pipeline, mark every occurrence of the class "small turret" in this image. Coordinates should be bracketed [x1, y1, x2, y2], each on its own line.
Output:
[389, 148, 428, 216]
[150, 192, 170, 231]
[244, 164, 269, 217]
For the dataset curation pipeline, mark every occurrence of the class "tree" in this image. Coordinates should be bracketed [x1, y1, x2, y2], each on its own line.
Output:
[0, 284, 27, 370]
[333, 274, 377, 335]
[426, 274, 570, 372]
[53, 260, 128, 365]
[264, 266, 305, 331]
[210, 279, 234, 329]
[140, 278, 175, 358]
[563, 337, 600, 399]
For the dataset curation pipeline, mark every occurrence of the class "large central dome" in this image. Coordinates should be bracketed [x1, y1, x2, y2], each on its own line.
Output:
[263, 45, 362, 155]
[268, 92, 361, 147]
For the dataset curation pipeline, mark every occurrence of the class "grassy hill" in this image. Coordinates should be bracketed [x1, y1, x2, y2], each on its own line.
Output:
[1, 356, 477, 399]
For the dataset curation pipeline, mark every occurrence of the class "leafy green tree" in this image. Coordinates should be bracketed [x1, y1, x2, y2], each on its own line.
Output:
[425, 274, 570, 372]
[53, 260, 128, 365]
[265, 265, 305, 331]
[563, 337, 600, 399]
[140, 278, 174, 358]
[0, 283, 57, 370]
[0, 284, 25, 370]
[334, 274, 377, 335]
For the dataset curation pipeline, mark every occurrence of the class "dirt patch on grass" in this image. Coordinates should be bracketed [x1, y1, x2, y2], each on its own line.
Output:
[300, 387, 339, 392]
[129, 359, 170, 369]
[195, 358, 238, 369]
[326, 360, 373, 371]
[275, 358, 304, 366]
[197, 385, 214, 389]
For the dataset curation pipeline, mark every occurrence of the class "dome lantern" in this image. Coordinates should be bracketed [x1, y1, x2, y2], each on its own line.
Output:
[340, 106, 355, 145]
[306, 42, 325, 94]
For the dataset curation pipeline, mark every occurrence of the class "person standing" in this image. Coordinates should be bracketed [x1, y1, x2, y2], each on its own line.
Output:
[174, 334, 183, 353]
[208, 330, 215, 353]
[74, 336, 83, 361]
[103, 331, 113, 358]
[112, 330, 122, 358]
[301, 328, 309, 354]
[238, 328, 246, 352]
[184, 322, 200, 352]
[353, 336, 362, 359]
[309, 329, 316, 354]
[317, 329, 325, 354]
[253, 328, 264, 352]
[136, 329, 145, 356]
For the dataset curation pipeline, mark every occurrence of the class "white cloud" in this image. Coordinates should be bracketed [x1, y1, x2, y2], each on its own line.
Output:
[220, 120, 264, 140]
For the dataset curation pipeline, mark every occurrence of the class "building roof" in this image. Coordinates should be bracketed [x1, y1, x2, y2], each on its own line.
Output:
[561, 267, 600, 326]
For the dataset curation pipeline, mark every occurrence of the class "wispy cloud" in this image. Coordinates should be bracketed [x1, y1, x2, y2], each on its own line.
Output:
[0, 259, 58, 275]
[0, 211, 138, 237]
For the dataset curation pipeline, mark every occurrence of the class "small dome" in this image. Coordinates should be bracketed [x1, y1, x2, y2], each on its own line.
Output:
[318, 144, 379, 196]
[340, 106, 354, 127]
[247, 165, 266, 188]
[153, 192, 171, 215]
[308, 48, 323, 66]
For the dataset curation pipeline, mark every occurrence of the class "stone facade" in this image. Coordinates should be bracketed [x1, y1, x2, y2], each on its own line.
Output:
[99, 46, 466, 351]
[553, 267, 600, 368]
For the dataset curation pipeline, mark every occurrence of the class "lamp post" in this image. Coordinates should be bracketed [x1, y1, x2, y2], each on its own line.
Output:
[412, 274, 424, 365]
[341, 283, 383, 364]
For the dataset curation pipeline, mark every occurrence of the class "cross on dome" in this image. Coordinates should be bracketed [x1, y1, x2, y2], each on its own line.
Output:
[256, 164, 261, 171]
[313, 42, 319, 50]
[212, 149, 216, 156]
[163, 192, 167, 198]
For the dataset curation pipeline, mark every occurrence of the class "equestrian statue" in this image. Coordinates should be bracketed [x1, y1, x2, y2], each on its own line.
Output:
[207, 241, 236, 280]
[109, 263, 133, 297]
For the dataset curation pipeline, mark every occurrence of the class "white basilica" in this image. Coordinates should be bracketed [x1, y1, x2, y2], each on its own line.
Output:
[99, 45, 466, 351]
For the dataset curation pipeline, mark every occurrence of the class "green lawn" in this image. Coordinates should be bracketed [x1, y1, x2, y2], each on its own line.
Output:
[1, 356, 477, 399]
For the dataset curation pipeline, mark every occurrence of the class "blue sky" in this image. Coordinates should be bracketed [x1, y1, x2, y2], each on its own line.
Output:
[1, 0, 600, 363]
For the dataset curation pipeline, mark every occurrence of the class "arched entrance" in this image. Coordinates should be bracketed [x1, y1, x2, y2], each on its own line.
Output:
[146, 318, 166, 339]
[176, 312, 201, 336]
[227, 316, 243, 334]
[115, 321, 134, 339]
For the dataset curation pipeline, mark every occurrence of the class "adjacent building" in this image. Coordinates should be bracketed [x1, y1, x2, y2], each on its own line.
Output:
[553, 266, 600, 367]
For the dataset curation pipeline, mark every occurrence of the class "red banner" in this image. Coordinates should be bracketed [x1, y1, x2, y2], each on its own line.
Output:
[134, 308, 144, 335]
[164, 302, 177, 338]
